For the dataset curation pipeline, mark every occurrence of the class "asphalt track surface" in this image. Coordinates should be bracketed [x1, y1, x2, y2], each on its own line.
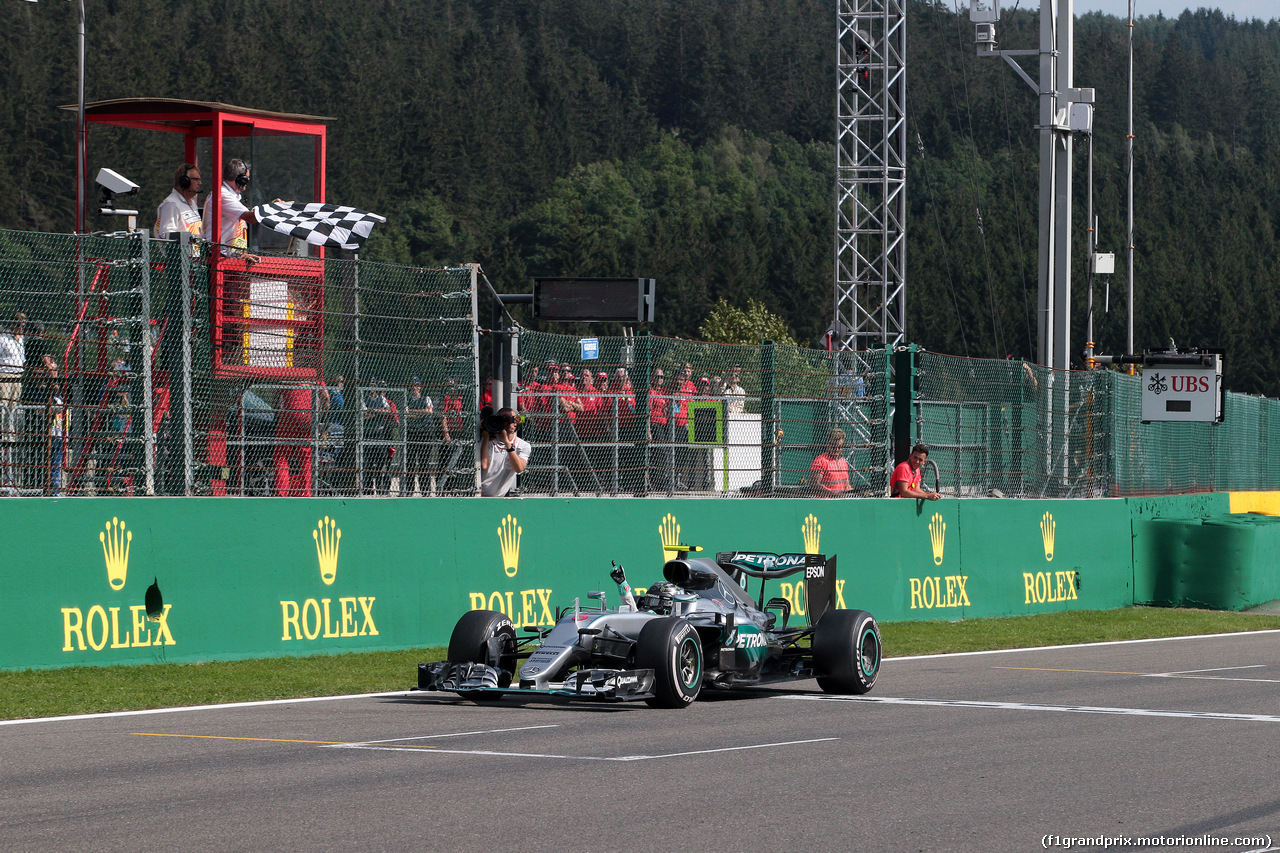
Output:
[5, 632, 1280, 853]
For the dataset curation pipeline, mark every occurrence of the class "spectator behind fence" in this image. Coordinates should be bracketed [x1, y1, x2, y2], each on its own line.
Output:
[673, 363, 697, 489]
[537, 362, 563, 415]
[48, 378, 68, 496]
[0, 312, 26, 444]
[439, 376, 465, 437]
[891, 443, 941, 500]
[647, 368, 676, 490]
[155, 162, 203, 239]
[363, 380, 400, 494]
[574, 368, 601, 439]
[609, 369, 636, 432]
[521, 364, 543, 413]
[404, 376, 436, 495]
[811, 428, 850, 496]
[724, 365, 745, 415]
[328, 375, 345, 418]
[480, 407, 529, 497]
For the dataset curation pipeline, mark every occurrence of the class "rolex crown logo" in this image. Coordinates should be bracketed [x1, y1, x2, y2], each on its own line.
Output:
[313, 516, 341, 585]
[929, 512, 946, 566]
[498, 514, 522, 578]
[659, 513, 681, 559]
[803, 514, 821, 555]
[1041, 511, 1056, 562]
[100, 517, 132, 590]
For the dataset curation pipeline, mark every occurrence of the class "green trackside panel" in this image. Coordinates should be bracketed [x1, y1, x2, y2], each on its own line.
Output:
[0, 493, 1201, 671]
[945, 500, 1133, 619]
[1127, 493, 1231, 522]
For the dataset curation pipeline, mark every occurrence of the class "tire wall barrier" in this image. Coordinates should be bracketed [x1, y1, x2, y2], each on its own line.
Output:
[0, 490, 1268, 671]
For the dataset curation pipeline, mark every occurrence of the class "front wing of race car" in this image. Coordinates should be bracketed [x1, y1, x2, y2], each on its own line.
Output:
[417, 661, 657, 702]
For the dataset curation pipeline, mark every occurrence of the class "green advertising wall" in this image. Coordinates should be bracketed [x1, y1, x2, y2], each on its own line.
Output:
[1, 494, 1158, 671]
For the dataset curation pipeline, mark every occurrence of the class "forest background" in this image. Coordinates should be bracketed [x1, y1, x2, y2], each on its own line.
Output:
[4, 0, 1279, 393]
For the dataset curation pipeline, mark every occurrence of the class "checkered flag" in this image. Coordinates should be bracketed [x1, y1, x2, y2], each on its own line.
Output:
[254, 202, 387, 250]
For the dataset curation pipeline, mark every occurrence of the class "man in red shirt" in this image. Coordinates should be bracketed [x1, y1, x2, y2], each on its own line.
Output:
[439, 377, 465, 436]
[673, 362, 696, 428]
[810, 428, 850, 495]
[575, 368, 602, 439]
[891, 443, 941, 500]
[647, 368, 674, 490]
[610, 368, 636, 432]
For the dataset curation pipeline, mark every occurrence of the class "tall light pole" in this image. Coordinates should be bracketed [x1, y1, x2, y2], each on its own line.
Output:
[971, 0, 1094, 372]
[76, 0, 86, 232]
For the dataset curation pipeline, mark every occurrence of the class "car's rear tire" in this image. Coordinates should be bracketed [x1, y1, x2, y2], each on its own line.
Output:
[813, 609, 881, 694]
[636, 617, 703, 708]
[447, 609, 517, 701]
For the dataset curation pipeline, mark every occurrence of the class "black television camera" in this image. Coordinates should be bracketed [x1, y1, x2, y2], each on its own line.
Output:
[480, 406, 515, 436]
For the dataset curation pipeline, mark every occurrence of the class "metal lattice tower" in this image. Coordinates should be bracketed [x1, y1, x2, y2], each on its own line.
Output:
[834, 0, 907, 353]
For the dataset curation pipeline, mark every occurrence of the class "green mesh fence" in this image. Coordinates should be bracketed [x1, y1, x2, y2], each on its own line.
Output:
[0, 228, 478, 497]
[7, 224, 1280, 501]
[514, 331, 891, 497]
[1109, 374, 1280, 496]
[914, 353, 1112, 498]
[0, 230, 149, 495]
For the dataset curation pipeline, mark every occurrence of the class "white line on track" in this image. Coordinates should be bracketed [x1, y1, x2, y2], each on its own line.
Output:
[333, 724, 560, 746]
[1149, 673, 1280, 684]
[884, 628, 1280, 661]
[790, 694, 1280, 722]
[332, 736, 839, 762]
[1161, 665, 1269, 675]
[0, 690, 418, 727]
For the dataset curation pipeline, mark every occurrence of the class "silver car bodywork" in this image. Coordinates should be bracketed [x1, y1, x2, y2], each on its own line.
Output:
[417, 549, 869, 703]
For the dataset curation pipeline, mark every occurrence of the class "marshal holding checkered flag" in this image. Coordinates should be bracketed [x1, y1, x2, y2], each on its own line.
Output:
[254, 202, 386, 250]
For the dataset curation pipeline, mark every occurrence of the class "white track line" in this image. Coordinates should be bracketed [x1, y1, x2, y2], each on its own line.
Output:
[0, 690, 417, 727]
[1159, 665, 1268, 675]
[337, 724, 560, 746]
[332, 736, 839, 761]
[885, 628, 1280, 662]
[790, 694, 1280, 722]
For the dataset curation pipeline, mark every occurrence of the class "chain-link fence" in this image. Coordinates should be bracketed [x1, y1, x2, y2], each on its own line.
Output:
[5, 227, 1280, 500]
[912, 351, 1280, 498]
[0, 228, 478, 497]
[913, 352, 1111, 498]
[514, 331, 891, 497]
[1109, 374, 1280, 496]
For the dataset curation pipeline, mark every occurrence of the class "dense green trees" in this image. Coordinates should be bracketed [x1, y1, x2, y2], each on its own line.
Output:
[3, 1, 1280, 392]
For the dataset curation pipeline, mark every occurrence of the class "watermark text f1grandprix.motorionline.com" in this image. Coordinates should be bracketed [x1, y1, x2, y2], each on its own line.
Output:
[1042, 834, 1273, 850]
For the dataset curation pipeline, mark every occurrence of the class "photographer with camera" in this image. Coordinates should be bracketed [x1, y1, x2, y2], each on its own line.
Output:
[479, 406, 529, 497]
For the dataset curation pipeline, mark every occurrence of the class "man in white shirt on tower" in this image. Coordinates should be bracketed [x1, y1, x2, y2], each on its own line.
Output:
[154, 163, 203, 239]
[202, 158, 261, 252]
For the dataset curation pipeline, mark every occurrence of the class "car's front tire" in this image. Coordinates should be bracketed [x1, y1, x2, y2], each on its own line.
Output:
[636, 617, 703, 708]
[813, 609, 881, 694]
[447, 609, 517, 701]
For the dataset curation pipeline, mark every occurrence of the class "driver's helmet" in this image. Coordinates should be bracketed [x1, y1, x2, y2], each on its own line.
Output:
[638, 581, 677, 613]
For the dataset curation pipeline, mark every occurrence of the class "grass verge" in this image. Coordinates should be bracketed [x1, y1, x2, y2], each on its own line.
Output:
[4, 606, 1280, 721]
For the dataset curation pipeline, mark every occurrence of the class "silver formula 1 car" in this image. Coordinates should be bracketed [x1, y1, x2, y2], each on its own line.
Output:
[416, 546, 882, 708]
